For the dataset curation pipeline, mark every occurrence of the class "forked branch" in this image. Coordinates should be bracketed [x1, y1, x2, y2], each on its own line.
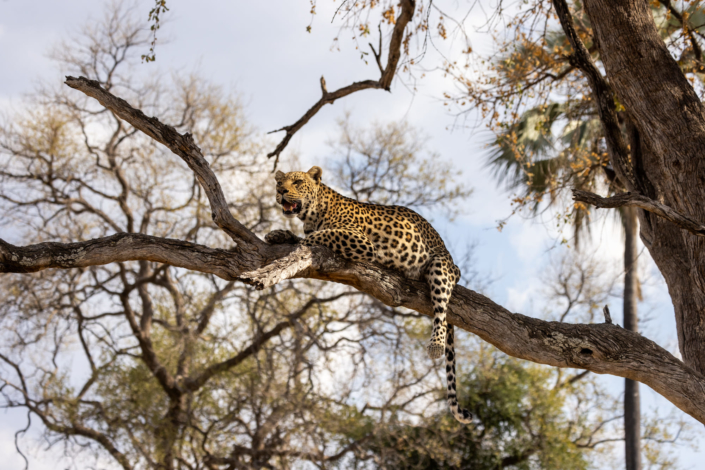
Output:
[266, 0, 415, 165]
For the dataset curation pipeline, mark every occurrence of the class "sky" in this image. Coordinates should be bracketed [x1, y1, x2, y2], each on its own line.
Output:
[0, 0, 702, 468]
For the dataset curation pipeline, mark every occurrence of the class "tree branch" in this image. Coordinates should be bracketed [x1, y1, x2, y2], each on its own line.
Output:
[551, 0, 635, 190]
[573, 189, 705, 237]
[266, 0, 415, 164]
[64, 76, 264, 250]
[3, 233, 705, 424]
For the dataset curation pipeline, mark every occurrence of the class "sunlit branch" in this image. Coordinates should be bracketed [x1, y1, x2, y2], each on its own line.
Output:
[64, 76, 263, 249]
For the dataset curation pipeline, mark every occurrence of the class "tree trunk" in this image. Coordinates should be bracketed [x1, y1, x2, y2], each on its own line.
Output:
[583, 0, 705, 376]
[623, 206, 642, 470]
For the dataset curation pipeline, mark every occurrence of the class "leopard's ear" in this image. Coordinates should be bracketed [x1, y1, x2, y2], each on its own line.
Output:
[307, 166, 322, 183]
[274, 171, 286, 182]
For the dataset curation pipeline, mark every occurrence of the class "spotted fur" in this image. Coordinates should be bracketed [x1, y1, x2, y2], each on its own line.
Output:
[269, 166, 472, 424]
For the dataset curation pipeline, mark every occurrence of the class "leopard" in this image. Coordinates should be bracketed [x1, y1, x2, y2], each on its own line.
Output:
[266, 166, 472, 424]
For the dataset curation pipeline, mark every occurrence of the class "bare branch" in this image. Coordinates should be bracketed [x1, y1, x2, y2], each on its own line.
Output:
[64, 75, 264, 249]
[266, 0, 415, 163]
[573, 189, 705, 237]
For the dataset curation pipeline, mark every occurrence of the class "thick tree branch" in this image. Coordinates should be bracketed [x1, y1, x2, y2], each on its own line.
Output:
[3, 233, 705, 424]
[266, 0, 415, 164]
[573, 190, 705, 237]
[4, 72, 705, 427]
[551, 0, 635, 190]
[64, 76, 264, 250]
[0, 233, 257, 278]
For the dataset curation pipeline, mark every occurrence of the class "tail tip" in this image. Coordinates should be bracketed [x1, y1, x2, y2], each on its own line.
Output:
[454, 408, 473, 425]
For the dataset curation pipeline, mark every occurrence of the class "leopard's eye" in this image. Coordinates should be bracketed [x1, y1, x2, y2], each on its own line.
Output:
[294, 180, 303, 186]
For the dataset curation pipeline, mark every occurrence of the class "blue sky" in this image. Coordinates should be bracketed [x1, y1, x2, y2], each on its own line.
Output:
[0, 0, 702, 468]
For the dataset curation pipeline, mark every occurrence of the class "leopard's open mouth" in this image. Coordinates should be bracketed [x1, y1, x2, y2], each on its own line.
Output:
[281, 199, 302, 216]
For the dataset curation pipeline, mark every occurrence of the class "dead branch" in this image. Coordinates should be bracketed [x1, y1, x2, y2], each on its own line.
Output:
[64, 76, 264, 249]
[266, 0, 415, 164]
[573, 189, 705, 237]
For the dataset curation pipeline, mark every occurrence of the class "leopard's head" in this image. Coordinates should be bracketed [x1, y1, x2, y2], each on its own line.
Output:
[274, 166, 322, 219]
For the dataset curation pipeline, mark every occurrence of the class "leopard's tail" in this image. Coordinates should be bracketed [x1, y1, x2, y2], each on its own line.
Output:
[445, 324, 472, 424]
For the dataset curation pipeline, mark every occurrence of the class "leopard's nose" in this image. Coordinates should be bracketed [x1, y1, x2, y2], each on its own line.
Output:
[279, 189, 289, 194]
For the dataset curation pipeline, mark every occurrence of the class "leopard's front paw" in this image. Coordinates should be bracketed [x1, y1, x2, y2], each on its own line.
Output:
[265, 229, 301, 245]
[426, 342, 445, 360]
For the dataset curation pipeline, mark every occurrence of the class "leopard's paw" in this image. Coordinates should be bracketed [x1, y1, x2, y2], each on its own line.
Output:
[426, 342, 445, 360]
[265, 230, 301, 245]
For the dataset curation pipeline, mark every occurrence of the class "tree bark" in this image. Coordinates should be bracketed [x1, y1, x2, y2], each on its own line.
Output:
[582, 0, 705, 375]
[623, 206, 642, 470]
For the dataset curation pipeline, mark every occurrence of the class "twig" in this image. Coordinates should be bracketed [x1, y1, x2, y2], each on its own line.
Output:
[369, 23, 385, 75]
[603, 305, 612, 324]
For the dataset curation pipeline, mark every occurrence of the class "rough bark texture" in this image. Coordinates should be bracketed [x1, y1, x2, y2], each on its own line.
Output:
[623, 206, 642, 470]
[582, 0, 705, 376]
[4, 231, 705, 424]
[3, 76, 705, 425]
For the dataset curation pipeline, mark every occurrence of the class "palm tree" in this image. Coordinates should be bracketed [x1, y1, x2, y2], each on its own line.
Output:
[487, 100, 643, 469]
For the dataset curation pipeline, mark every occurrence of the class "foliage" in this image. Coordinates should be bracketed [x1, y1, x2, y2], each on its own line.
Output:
[449, 0, 705, 235]
[358, 350, 595, 470]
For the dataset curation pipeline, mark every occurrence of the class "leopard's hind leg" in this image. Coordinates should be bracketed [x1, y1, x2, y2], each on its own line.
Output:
[424, 255, 456, 360]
